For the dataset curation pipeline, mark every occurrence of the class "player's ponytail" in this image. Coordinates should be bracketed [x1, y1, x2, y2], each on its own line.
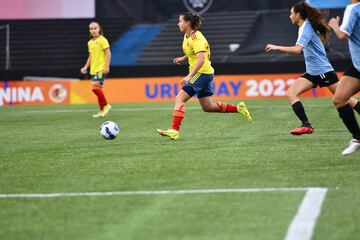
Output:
[293, 2, 330, 44]
[181, 12, 202, 30]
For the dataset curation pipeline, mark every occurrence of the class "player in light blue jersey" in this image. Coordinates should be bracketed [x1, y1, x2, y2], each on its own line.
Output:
[329, 0, 360, 156]
[266, 1, 360, 136]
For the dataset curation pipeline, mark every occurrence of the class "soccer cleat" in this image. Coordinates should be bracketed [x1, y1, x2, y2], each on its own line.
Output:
[157, 129, 179, 140]
[237, 101, 252, 122]
[342, 139, 360, 156]
[92, 111, 103, 118]
[101, 104, 112, 117]
[290, 126, 314, 135]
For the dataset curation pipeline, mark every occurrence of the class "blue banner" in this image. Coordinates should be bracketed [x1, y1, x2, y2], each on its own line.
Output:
[307, 0, 348, 8]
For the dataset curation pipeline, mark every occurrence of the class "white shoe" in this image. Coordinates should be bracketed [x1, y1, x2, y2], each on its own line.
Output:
[342, 139, 360, 156]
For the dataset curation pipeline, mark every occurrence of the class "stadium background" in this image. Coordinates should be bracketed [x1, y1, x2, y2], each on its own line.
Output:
[0, 0, 354, 106]
[1, 1, 360, 240]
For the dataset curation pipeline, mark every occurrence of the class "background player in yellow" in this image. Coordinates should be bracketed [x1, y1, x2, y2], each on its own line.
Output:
[81, 22, 112, 118]
[157, 12, 252, 140]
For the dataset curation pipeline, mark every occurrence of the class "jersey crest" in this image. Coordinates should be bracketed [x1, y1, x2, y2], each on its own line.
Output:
[183, 0, 213, 14]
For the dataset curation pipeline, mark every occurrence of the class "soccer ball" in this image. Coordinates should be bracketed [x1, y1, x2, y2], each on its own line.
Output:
[100, 121, 119, 139]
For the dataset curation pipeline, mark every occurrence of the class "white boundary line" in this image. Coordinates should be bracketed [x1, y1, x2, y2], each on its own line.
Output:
[284, 187, 328, 240]
[0, 187, 310, 198]
[10, 104, 332, 114]
[0, 187, 328, 240]
[24, 107, 198, 113]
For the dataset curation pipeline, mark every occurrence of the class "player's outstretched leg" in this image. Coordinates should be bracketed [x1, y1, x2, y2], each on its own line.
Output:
[92, 88, 104, 117]
[157, 99, 186, 140]
[333, 75, 360, 156]
[337, 104, 360, 156]
[200, 98, 252, 122]
[92, 86, 110, 118]
[286, 78, 314, 135]
[289, 101, 314, 135]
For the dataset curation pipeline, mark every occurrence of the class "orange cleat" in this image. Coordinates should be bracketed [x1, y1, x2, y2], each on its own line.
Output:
[290, 126, 314, 135]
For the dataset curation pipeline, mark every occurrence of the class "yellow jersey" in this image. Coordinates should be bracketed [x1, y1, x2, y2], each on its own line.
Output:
[182, 31, 214, 74]
[88, 35, 110, 75]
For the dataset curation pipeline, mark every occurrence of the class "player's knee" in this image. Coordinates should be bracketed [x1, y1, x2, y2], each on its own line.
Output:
[174, 95, 181, 103]
[202, 103, 219, 112]
[201, 105, 211, 112]
[285, 89, 295, 100]
[333, 95, 346, 108]
[175, 96, 184, 104]
[175, 92, 188, 102]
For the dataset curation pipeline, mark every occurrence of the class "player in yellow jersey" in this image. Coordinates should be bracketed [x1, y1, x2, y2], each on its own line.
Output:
[81, 22, 112, 118]
[157, 12, 252, 140]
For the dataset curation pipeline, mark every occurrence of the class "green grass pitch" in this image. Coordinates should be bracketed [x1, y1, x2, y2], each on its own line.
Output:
[0, 98, 359, 240]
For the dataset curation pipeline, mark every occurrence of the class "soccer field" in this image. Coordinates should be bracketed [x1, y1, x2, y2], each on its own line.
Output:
[0, 98, 359, 240]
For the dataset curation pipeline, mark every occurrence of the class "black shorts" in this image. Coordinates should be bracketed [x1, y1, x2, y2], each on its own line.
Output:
[301, 71, 339, 88]
[343, 64, 360, 79]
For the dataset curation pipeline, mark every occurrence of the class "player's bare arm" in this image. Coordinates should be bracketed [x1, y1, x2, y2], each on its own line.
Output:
[329, 16, 348, 41]
[181, 52, 205, 85]
[81, 55, 91, 73]
[265, 44, 303, 55]
[173, 55, 187, 65]
[104, 48, 111, 74]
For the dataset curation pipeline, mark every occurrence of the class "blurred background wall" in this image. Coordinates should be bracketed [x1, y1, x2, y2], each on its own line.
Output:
[0, 0, 351, 80]
[0, 0, 95, 19]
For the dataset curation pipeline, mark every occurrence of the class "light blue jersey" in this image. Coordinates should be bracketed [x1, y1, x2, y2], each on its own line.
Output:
[296, 20, 334, 75]
[340, 2, 360, 72]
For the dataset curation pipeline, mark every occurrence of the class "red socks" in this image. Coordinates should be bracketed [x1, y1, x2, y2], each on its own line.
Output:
[172, 103, 185, 131]
[170, 102, 238, 131]
[92, 88, 108, 111]
[216, 102, 238, 113]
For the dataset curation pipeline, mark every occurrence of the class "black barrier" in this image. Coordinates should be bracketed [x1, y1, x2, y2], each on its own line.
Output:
[96, 0, 299, 22]
[0, 59, 352, 81]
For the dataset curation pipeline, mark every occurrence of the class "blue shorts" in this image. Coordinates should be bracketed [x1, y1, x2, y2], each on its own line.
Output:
[91, 72, 107, 86]
[182, 73, 214, 98]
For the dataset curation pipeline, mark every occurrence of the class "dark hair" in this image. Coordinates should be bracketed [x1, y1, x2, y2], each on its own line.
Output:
[292, 2, 330, 43]
[180, 12, 202, 30]
[89, 22, 104, 39]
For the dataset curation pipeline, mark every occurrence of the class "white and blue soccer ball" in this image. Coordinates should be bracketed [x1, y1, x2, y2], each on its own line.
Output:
[100, 121, 119, 139]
